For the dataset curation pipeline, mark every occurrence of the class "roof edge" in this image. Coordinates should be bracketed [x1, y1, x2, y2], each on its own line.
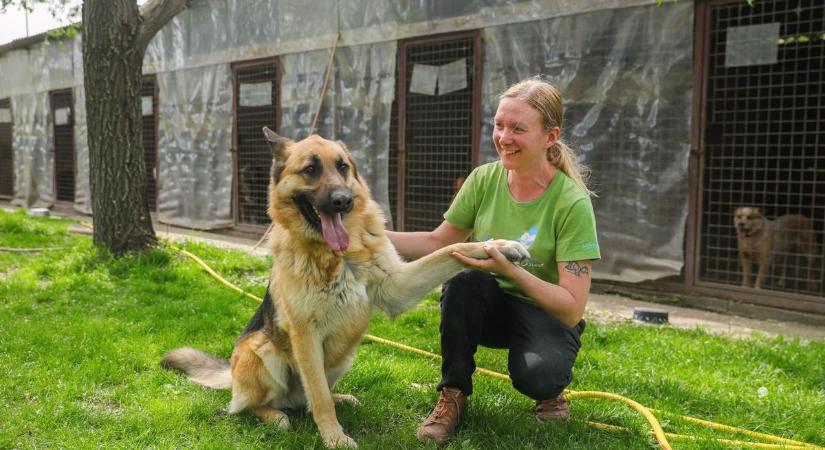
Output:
[0, 23, 81, 56]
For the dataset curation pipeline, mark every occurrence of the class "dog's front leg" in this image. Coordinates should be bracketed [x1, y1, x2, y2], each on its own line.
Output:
[755, 254, 770, 289]
[289, 328, 356, 448]
[371, 240, 528, 317]
[740, 254, 752, 287]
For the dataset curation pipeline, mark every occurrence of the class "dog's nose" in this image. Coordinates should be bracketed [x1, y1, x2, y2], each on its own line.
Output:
[330, 190, 353, 213]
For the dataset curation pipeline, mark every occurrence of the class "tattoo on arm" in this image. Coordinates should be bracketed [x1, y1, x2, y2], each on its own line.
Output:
[564, 261, 590, 278]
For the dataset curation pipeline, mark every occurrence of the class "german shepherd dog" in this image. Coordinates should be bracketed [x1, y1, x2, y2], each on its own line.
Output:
[733, 206, 818, 290]
[162, 128, 529, 448]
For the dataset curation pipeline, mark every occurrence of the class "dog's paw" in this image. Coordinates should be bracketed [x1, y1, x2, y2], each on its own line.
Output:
[251, 406, 290, 430]
[332, 393, 360, 406]
[488, 239, 531, 264]
[321, 429, 357, 448]
[271, 414, 290, 431]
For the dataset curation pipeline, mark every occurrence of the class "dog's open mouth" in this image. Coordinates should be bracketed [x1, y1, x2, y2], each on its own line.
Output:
[294, 193, 350, 252]
[736, 226, 752, 238]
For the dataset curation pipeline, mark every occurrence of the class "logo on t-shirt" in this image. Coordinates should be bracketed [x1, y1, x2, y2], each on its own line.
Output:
[517, 225, 538, 249]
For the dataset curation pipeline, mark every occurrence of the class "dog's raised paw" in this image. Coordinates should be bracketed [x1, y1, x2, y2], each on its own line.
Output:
[490, 240, 531, 264]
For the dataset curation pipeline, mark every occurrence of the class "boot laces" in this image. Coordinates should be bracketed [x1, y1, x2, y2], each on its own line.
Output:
[428, 391, 462, 425]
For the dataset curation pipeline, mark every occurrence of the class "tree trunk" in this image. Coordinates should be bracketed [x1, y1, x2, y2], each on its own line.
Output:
[82, 0, 186, 255]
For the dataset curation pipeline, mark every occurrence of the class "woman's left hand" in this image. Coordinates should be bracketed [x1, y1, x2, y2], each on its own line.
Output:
[451, 244, 520, 278]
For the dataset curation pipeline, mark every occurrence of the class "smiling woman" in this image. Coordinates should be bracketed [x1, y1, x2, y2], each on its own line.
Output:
[386, 77, 601, 446]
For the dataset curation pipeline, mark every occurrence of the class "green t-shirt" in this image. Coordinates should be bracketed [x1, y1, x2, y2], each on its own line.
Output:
[444, 161, 601, 301]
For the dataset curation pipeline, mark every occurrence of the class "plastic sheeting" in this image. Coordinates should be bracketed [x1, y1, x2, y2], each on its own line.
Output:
[0, 38, 88, 212]
[146, 0, 397, 229]
[482, 2, 694, 281]
[143, 0, 339, 74]
[10, 91, 52, 208]
[141, 0, 662, 72]
[155, 64, 234, 229]
[339, 0, 660, 48]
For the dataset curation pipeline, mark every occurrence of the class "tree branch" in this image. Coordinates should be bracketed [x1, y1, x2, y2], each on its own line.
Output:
[136, 0, 188, 52]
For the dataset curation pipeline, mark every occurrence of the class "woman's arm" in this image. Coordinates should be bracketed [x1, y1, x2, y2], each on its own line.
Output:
[386, 220, 472, 260]
[451, 245, 591, 327]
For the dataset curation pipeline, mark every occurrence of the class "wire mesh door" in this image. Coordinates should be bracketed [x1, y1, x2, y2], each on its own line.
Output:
[0, 98, 12, 199]
[141, 77, 158, 212]
[392, 32, 480, 232]
[233, 60, 279, 226]
[51, 89, 74, 203]
[698, 0, 824, 298]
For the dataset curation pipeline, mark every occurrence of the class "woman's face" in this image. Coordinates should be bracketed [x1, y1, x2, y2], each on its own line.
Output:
[493, 97, 559, 172]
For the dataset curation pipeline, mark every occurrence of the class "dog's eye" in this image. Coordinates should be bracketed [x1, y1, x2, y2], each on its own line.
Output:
[302, 164, 319, 177]
[336, 160, 349, 176]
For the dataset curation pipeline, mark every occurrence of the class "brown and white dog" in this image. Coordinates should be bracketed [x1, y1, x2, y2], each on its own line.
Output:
[161, 128, 529, 448]
[733, 206, 818, 289]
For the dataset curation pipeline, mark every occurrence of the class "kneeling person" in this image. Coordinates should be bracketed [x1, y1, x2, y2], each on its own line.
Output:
[387, 77, 600, 446]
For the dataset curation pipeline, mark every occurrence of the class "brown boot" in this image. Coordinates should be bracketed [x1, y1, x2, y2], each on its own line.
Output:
[416, 387, 467, 446]
[534, 394, 570, 422]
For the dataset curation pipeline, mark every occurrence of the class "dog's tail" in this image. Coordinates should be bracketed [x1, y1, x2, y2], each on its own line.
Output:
[161, 347, 232, 389]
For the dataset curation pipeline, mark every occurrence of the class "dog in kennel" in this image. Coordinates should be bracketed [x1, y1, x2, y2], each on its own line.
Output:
[733, 206, 820, 291]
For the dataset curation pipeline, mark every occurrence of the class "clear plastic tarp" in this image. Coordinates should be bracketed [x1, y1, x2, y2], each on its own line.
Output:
[10, 91, 52, 208]
[155, 64, 234, 229]
[2, 39, 77, 209]
[482, 2, 694, 281]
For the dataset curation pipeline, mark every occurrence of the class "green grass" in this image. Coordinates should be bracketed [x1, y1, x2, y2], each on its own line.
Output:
[1, 208, 823, 449]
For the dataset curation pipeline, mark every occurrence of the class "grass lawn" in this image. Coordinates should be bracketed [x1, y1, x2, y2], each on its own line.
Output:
[1, 208, 823, 449]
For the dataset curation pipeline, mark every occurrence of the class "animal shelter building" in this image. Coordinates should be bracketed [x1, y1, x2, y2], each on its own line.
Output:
[0, 0, 823, 317]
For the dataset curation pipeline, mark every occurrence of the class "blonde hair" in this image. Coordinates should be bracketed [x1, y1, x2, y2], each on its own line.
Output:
[499, 77, 594, 197]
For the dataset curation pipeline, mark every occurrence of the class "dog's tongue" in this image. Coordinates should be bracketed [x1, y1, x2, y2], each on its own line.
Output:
[319, 212, 349, 252]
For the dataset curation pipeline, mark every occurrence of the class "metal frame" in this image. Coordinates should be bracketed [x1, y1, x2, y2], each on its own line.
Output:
[670, 0, 825, 314]
[142, 74, 160, 212]
[49, 88, 75, 204]
[394, 30, 483, 231]
[231, 56, 281, 231]
[0, 97, 13, 200]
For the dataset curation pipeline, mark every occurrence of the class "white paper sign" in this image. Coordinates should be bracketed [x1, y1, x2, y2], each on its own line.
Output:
[725, 23, 780, 68]
[54, 107, 71, 126]
[141, 96, 154, 116]
[438, 58, 467, 95]
[409, 64, 438, 95]
[239, 81, 272, 107]
[0, 108, 10, 123]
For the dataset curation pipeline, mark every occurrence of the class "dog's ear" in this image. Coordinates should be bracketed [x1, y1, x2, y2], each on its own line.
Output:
[337, 140, 362, 183]
[263, 127, 293, 182]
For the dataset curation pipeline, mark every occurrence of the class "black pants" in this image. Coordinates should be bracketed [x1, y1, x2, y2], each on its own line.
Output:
[438, 270, 585, 399]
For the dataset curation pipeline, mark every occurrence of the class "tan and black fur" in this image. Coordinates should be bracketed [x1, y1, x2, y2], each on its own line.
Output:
[162, 128, 529, 448]
[733, 206, 818, 289]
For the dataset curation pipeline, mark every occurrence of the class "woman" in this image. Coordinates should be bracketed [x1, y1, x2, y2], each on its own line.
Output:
[386, 77, 600, 446]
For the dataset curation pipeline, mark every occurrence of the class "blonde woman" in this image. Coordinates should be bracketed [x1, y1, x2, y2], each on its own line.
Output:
[387, 77, 600, 446]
